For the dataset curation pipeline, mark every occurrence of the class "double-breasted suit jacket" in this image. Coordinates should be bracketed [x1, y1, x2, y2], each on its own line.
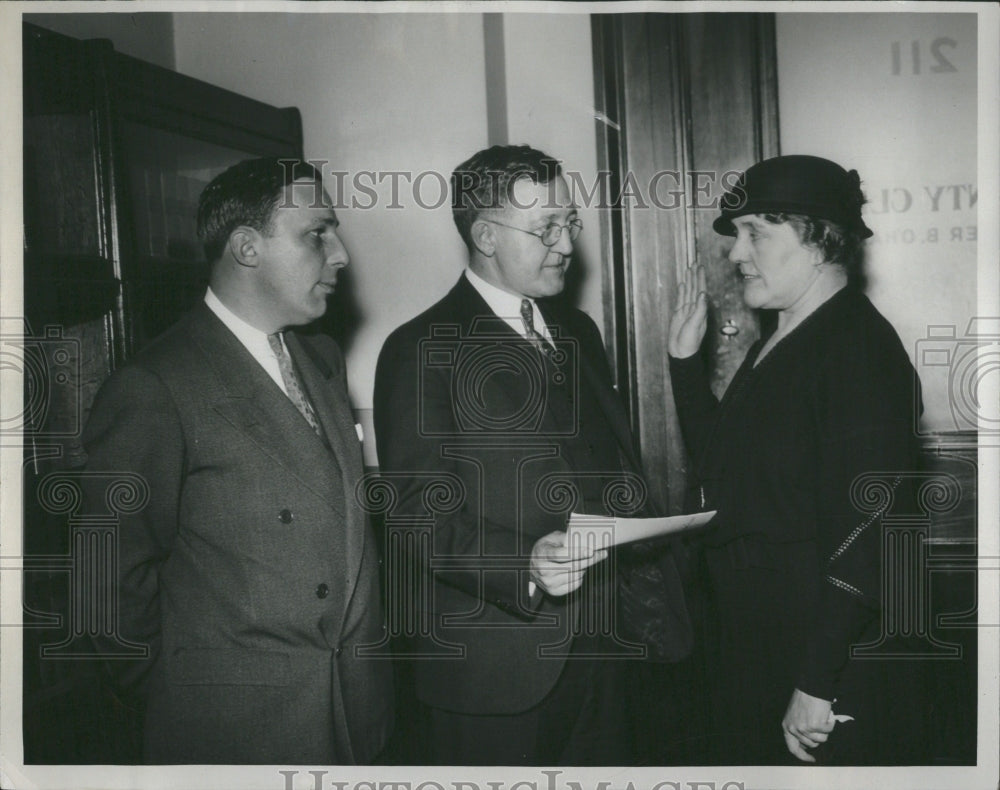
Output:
[82, 303, 392, 764]
[373, 276, 690, 716]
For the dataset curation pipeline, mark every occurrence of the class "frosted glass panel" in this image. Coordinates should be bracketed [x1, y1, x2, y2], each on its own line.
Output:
[122, 122, 252, 264]
[776, 13, 978, 435]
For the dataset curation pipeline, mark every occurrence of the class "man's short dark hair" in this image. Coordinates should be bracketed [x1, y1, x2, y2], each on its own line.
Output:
[450, 144, 562, 250]
[197, 157, 322, 262]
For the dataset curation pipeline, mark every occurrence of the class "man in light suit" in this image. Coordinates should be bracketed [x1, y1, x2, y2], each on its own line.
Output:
[83, 158, 392, 764]
[374, 145, 690, 765]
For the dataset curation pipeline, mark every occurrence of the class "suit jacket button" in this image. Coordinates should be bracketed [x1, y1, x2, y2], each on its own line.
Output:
[279, 509, 294, 524]
[334, 646, 343, 658]
[316, 583, 330, 599]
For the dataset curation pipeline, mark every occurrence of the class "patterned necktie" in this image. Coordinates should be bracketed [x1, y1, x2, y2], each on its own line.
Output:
[520, 298, 553, 358]
[267, 332, 322, 436]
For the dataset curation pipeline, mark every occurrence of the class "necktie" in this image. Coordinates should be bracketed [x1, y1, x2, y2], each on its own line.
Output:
[520, 298, 553, 358]
[267, 332, 322, 436]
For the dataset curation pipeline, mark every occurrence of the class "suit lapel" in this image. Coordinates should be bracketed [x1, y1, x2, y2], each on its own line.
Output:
[286, 333, 358, 476]
[538, 300, 644, 476]
[582, 351, 643, 473]
[187, 306, 346, 515]
[451, 277, 639, 472]
[452, 275, 522, 340]
[449, 277, 554, 425]
[287, 333, 364, 525]
[287, 331, 366, 616]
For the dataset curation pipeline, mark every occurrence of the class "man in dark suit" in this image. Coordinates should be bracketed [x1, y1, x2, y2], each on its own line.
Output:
[82, 158, 392, 764]
[373, 145, 690, 765]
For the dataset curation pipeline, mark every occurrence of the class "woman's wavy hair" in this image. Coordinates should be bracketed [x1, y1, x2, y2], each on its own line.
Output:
[761, 212, 868, 289]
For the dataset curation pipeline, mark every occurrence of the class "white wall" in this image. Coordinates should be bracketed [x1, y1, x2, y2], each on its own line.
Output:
[23, 10, 605, 464]
[172, 12, 605, 416]
[777, 12, 979, 433]
[502, 13, 604, 332]
[171, 10, 606, 458]
[173, 12, 490, 416]
[26, 9, 981, 436]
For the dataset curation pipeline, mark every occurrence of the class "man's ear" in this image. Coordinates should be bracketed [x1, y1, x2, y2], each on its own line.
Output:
[227, 226, 260, 268]
[470, 219, 495, 257]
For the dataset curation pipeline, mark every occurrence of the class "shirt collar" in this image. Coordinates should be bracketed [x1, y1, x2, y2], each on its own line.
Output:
[464, 268, 553, 344]
[465, 267, 533, 321]
[204, 287, 277, 348]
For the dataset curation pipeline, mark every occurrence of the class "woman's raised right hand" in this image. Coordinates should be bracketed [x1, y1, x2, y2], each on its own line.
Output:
[667, 264, 708, 359]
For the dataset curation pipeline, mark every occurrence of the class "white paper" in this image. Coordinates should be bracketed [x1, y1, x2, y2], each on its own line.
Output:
[567, 510, 716, 550]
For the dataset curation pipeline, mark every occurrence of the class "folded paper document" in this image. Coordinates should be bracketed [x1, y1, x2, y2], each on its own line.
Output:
[567, 510, 716, 550]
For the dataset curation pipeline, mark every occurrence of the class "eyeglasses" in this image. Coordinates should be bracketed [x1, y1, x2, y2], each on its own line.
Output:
[484, 218, 583, 247]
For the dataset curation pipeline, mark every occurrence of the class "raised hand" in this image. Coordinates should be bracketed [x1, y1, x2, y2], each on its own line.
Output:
[667, 264, 708, 359]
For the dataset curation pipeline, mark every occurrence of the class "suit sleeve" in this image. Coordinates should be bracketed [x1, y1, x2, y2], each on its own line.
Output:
[574, 313, 694, 662]
[669, 352, 720, 464]
[373, 328, 542, 621]
[795, 332, 921, 700]
[82, 364, 185, 700]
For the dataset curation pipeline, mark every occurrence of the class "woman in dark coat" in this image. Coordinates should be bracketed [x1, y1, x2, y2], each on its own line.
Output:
[668, 155, 930, 765]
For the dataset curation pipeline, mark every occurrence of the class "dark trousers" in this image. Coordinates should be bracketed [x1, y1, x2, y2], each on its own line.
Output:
[425, 639, 631, 766]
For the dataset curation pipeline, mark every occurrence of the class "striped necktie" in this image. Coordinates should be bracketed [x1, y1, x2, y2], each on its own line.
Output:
[520, 298, 553, 357]
[267, 332, 322, 436]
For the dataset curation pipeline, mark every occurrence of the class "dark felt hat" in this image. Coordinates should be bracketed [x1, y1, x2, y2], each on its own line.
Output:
[713, 154, 873, 238]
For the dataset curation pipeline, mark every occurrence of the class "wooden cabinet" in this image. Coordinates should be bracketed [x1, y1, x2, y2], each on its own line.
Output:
[21, 22, 303, 762]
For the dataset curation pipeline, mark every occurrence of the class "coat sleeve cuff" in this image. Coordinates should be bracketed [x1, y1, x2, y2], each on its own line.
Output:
[795, 585, 877, 701]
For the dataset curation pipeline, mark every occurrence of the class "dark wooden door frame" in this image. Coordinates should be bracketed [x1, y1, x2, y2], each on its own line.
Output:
[591, 12, 780, 512]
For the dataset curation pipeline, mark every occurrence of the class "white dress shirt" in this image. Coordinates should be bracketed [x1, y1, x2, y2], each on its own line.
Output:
[464, 268, 553, 346]
[204, 287, 289, 396]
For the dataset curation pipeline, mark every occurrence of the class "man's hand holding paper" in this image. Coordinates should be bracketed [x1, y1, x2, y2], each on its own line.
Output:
[529, 529, 609, 597]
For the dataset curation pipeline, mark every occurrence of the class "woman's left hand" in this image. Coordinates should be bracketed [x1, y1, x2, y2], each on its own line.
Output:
[782, 688, 835, 762]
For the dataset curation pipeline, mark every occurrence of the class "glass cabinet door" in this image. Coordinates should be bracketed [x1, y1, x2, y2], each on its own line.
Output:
[119, 122, 266, 347]
[21, 22, 303, 765]
[122, 122, 259, 264]
[24, 113, 105, 260]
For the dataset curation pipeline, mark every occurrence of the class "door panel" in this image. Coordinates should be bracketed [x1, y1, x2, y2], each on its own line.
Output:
[592, 13, 779, 512]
